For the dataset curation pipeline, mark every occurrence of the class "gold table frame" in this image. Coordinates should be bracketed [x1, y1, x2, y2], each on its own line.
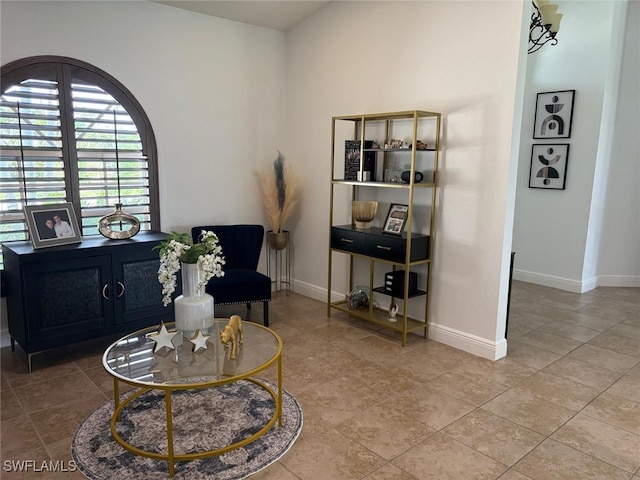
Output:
[102, 320, 283, 477]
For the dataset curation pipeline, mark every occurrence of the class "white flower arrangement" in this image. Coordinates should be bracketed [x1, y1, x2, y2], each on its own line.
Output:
[156, 230, 225, 306]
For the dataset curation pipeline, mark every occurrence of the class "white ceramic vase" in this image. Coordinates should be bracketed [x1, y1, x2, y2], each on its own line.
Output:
[174, 262, 214, 339]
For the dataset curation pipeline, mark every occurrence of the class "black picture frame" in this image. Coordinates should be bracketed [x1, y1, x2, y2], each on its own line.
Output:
[24, 202, 82, 249]
[533, 89, 575, 139]
[529, 144, 570, 190]
[382, 203, 409, 235]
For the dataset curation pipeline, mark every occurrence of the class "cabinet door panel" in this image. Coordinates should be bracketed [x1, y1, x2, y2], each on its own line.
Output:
[113, 250, 173, 325]
[23, 256, 112, 348]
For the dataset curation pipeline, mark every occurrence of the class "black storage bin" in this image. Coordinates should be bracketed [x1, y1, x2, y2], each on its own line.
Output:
[384, 270, 418, 296]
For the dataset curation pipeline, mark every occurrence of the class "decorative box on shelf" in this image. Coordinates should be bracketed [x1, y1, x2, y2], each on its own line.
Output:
[384, 270, 418, 297]
[345, 140, 376, 181]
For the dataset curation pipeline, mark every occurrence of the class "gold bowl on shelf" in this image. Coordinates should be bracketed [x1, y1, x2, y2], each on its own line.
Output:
[352, 201, 378, 230]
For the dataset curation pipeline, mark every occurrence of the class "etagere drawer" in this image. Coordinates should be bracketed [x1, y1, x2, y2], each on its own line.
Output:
[331, 227, 367, 254]
[331, 225, 429, 263]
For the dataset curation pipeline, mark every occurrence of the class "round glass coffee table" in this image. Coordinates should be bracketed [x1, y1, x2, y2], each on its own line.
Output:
[102, 319, 283, 477]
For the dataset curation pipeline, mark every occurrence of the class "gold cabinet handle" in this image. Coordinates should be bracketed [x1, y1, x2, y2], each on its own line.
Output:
[376, 245, 392, 250]
[102, 283, 110, 300]
[341, 238, 355, 243]
[117, 281, 125, 298]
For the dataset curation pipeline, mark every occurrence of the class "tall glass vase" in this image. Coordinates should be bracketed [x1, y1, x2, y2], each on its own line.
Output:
[174, 262, 214, 339]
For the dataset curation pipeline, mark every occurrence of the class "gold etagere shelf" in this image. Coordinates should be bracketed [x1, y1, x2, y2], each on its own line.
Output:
[327, 110, 441, 346]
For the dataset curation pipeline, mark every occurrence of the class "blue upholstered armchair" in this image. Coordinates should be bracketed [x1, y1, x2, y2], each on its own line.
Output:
[191, 225, 271, 326]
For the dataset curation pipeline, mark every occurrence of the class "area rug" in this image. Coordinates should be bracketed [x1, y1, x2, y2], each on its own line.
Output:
[72, 380, 303, 479]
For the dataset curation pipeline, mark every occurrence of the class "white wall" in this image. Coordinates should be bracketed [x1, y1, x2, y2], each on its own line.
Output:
[286, 1, 524, 359]
[0, 1, 287, 343]
[597, 1, 640, 286]
[513, 0, 639, 291]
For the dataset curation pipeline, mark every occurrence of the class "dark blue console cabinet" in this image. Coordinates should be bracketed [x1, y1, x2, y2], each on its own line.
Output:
[2, 231, 174, 371]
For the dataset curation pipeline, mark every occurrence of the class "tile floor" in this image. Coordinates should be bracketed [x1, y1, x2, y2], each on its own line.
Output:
[1, 281, 639, 479]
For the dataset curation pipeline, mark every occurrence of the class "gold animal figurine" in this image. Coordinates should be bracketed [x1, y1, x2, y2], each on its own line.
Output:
[220, 315, 243, 359]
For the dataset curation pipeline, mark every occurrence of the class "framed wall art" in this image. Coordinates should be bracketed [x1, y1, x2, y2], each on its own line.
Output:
[533, 89, 575, 139]
[24, 202, 82, 249]
[529, 144, 569, 190]
[382, 203, 409, 234]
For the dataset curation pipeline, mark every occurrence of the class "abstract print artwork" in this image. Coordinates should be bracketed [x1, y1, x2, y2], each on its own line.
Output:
[533, 90, 575, 139]
[529, 144, 569, 190]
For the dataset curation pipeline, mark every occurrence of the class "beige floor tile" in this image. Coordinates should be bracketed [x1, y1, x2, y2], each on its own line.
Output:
[542, 356, 622, 389]
[385, 384, 476, 431]
[1, 388, 24, 421]
[578, 297, 640, 323]
[279, 427, 386, 480]
[610, 322, 640, 340]
[551, 413, 640, 473]
[0, 414, 42, 459]
[537, 321, 602, 343]
[481, 389, 575, 436]
[562, 311, 623, 332]
[1, 347, 80, 388]
[392, 433, 507, 480]
[498, 470, 534, 480]
[443, 409, 544, 466]
[513, 438, 630, 479]
[249, 461, 301, 480]
[451, 356, 537, 387]
[582, 391, 640, 435]
[515, 330, 583, 356]
[361, 463, 419, 480]
[512, 371, 600, 411]
[337, 402, 435, 460]
[606, 374, 640, 403]
[567, 343, 639, 373]
[12, 372, 104, 413]
[295, 377, 375, 427]
[505, 339, 562, 370]
[427, 370, 510, 407]
[28, 393, 108, 445]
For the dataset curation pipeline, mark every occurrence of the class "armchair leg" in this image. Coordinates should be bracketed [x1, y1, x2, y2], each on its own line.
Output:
[246, 303, 251, 309]
[263, 301, 269, 327]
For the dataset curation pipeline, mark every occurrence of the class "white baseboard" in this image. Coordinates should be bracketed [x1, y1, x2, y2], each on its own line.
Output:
[513, 269, 640, 292]
[513, 269, 584, 293]
[1, 330, 11, 348]
[427, 322, 507, 360]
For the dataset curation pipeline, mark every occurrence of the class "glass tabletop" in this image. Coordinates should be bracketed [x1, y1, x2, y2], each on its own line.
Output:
[102, 319, 282, 388]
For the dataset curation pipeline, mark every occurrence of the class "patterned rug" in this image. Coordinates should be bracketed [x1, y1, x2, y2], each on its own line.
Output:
[72, 380, 303, 479]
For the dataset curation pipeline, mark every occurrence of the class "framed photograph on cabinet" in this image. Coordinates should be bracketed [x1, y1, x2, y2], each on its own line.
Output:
[24, 202, 82, 249]
[533, 90, 575, 139]
[382, 203, 409, 235]
[529, 144, 569, 190]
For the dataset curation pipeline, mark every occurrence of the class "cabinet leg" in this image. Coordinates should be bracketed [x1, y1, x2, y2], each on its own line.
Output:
[27, 353, 34, 373]
[10, 337, 15, 352]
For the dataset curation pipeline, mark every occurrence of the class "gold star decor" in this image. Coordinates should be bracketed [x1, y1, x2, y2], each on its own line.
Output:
[148, 322, 178, 353]
[189, 329, 210, 352]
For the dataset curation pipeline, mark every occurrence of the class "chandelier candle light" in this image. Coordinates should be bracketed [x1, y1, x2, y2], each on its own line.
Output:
[156, 231, 225, 338]
[528, 0, 563, 54]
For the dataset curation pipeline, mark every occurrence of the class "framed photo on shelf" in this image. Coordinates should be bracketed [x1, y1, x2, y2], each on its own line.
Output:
[533, 89, 575, 139]
[24, 202, 82, 249]
[529, 144, 570, 190]
[382, 204, 409, 235]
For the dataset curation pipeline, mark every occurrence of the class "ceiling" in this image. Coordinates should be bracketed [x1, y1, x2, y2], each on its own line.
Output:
[152, 1, 330, 32]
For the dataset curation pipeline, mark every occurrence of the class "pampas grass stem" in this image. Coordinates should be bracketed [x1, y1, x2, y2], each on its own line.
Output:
[256, 152, 300, 233]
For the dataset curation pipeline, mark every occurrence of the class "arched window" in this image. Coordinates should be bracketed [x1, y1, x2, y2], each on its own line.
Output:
[0, 56, 160, 265]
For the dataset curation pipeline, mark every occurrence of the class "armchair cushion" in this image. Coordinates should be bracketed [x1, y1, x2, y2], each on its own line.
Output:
[191, 225, 271, 326]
